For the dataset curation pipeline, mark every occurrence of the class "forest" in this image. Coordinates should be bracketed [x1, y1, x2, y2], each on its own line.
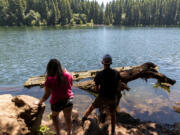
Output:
[0, 0, 180, 26]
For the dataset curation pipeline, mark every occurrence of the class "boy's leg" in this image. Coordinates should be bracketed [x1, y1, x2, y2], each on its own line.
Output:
[63, 106, 73, 135]
[109, 102, 116, 135]
[83, 104, 95, 119]
[81, 104, 95, 127]
[111, 110, 116, 135]
[51, 111, 60, 135]
[82, 97, 101, 126]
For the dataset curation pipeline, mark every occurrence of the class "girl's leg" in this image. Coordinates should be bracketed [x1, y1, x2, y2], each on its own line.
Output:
[51, 111, 60, 135]
[63, 106, 73, 135]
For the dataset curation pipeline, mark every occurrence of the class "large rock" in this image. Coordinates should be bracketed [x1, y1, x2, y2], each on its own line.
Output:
[0, 94, 45, 135]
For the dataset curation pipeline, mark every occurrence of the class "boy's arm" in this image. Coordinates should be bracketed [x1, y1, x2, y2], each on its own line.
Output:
[117, 81, 129, 92]
[117, 80, 122, 93]
[95, 85, 99, 92]
[94, 72, 101, 92]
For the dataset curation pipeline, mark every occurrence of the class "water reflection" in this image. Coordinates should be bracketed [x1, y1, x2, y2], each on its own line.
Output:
[119, 79, 180, 124]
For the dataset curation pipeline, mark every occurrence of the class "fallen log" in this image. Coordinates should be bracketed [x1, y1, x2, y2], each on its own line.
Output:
[24, 62, 176, 93]
[24, 66, 135, 87]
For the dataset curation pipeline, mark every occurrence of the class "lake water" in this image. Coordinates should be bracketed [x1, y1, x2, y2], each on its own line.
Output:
[0, 26, 180, 124]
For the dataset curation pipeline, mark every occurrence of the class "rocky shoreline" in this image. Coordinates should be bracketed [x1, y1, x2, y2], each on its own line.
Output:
[0, 94, 179, 135]
[42, 110, 180, 135]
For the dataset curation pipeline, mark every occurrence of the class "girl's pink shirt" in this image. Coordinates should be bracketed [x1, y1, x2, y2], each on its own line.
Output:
[44, 72, 74, 104]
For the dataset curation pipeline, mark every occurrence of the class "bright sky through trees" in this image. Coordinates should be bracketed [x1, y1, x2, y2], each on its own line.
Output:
[95, 0, 112, 4]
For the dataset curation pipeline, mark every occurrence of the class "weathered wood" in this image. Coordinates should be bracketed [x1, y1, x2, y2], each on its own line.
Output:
[24, 66, 135, 87]
[74, 62, 176, 94]
[24, 76, 45, 87]
[117, 62, 174, 84]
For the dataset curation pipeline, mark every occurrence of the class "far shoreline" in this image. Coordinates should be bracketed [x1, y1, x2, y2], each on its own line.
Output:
[0, 23, 180, 28]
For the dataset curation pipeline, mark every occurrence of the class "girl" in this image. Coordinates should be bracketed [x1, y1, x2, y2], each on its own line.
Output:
[37, 59, 73, 135]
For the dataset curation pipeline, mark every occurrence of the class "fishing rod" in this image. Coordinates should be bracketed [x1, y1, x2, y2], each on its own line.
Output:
[94, 52, 102, 68]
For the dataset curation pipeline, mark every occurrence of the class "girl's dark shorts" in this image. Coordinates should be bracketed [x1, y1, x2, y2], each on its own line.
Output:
[51, 98, 73, 112]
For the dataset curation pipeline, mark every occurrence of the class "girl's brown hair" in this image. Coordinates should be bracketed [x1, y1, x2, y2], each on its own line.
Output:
[46, 59, 65, 83]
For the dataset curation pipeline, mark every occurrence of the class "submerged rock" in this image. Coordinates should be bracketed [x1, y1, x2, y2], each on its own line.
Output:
[0, 94, 45, 135]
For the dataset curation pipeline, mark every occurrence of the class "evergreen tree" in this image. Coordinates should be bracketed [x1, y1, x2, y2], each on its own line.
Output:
[0, 0, 179, 26]
[98, 3, 105, 24]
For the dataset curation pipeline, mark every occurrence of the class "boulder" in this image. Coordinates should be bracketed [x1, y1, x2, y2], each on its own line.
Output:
[0, 94, 45, 135]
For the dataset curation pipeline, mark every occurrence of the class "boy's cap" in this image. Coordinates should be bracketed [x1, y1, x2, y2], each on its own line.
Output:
[102, 54, 112, 65]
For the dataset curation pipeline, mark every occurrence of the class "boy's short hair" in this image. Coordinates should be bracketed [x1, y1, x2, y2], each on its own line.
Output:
[102, 54, 112, 65]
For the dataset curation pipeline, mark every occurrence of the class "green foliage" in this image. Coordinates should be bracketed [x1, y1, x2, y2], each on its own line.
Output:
[36, 125, 55, 135]
[72, 13, 87, 24]
[0, 0, 179, 26]
[24, 10, 41, 26]
[108, 0, 180, 26]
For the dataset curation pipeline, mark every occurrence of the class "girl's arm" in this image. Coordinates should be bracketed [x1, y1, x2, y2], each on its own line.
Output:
[38, 87, 51, 105]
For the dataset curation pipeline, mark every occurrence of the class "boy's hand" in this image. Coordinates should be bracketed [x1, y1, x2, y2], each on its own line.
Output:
[95, 85, 99, 92]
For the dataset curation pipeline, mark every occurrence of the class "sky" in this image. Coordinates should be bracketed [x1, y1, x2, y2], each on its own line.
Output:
[94, 0, 112, 5]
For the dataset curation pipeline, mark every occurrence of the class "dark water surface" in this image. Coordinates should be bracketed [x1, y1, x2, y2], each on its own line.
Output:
[0, 26, 180, 124]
